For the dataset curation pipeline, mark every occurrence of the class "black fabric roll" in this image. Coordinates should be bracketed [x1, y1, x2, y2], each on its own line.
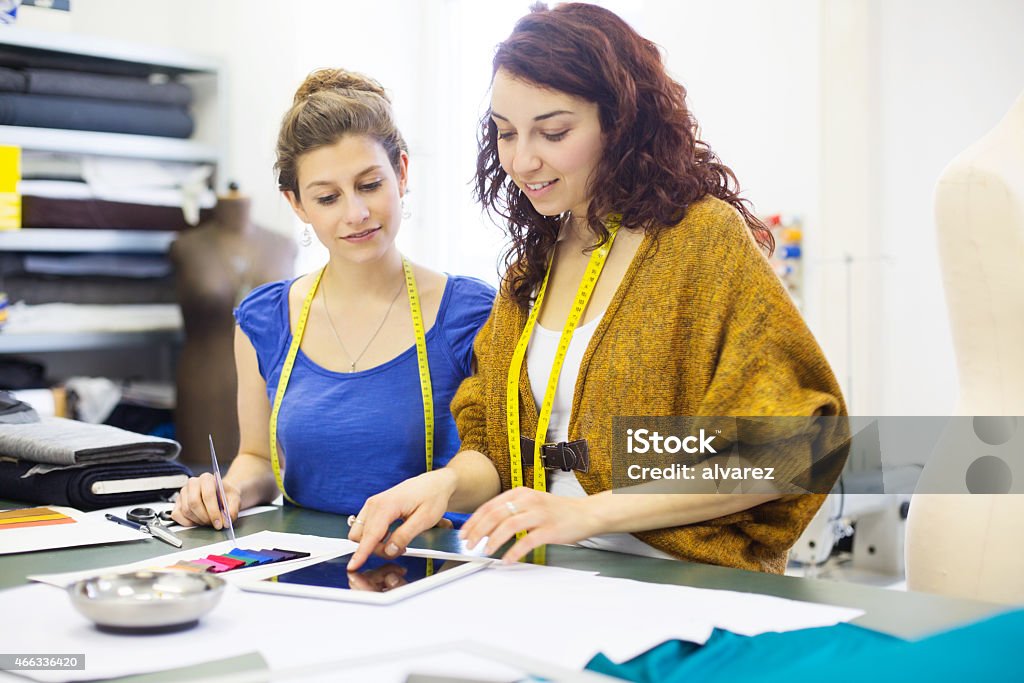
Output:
[0, 66, 26, 92]
[0, 93, 194, 138]
[0, 459, 192, 511]
[26, 68, 193, 107]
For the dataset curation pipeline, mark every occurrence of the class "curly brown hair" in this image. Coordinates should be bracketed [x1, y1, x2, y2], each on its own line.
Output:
[475, 3, 773, 306]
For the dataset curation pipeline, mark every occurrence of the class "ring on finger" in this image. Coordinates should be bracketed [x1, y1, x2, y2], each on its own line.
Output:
[505, 501, 520, 516]
[347, 515, 366, 527]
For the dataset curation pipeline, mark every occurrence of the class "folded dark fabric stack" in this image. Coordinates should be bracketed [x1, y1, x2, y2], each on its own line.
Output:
[0, 274, 177, 305]
[20, 195, 212, 230]
[6, 67, 193, 106]
[16, 150, 215, 231]
[0, 410, 190, 510]
[0, 459, 191, 510]
[0, 253, 177, 305]
[0, 66, 194, 137]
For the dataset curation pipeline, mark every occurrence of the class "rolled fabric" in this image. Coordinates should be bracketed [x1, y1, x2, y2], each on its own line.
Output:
[0, 93, 194, 138]
[0, 459, 191, 511]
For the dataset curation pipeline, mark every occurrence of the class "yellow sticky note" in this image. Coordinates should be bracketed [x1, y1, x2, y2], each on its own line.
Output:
[0, 145, 20, 192]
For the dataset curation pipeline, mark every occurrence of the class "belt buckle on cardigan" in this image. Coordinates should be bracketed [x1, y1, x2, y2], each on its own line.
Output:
[520, 436, 590, 474]
[555, 442, 574, 472]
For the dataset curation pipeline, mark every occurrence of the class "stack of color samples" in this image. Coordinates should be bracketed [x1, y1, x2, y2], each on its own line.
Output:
[0, 506, 75, 530]
[169, 548, 311, 574]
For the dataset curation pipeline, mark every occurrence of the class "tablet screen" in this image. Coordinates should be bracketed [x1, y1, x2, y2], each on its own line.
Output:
[264, 553, 468, 593]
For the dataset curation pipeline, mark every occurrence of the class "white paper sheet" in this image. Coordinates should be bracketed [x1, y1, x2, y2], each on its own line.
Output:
[0, 505, 146, 555]
[227, 641, 619, 683]
[247, 644, 529, 683]
[4, 553, 863, 683]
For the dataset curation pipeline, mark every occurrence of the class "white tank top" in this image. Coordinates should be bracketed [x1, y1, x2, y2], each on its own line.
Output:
[526, 314, 676, 561]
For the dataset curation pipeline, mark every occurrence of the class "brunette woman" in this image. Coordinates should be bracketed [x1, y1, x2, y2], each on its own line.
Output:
[349, 4, 843, 573]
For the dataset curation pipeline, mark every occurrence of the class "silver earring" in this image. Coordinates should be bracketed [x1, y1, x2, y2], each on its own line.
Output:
[401, 196, 411, 220]
[300, 226, 312, 247]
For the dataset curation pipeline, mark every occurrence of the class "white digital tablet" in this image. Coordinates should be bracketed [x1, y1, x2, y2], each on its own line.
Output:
[236, 552, 489, 605]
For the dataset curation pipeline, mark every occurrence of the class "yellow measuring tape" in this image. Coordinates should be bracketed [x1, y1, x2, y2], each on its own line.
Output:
[270, 258, 434, 505]
[405, 259, 435, 474]
[505, 217, 620, 540]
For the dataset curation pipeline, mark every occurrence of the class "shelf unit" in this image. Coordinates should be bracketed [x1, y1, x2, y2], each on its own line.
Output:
[0, 27, 225, 167]
[0, 228, 176, 254]
[0, 329, 182, 354]
[0, 29, 224, 381]
[0, 125, 219, 163]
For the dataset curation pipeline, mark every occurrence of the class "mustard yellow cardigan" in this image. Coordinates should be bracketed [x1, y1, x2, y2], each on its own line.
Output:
[452, 197, 846, 573]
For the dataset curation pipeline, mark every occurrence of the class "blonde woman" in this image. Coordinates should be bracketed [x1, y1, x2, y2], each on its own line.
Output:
[172, 69, 494, 527]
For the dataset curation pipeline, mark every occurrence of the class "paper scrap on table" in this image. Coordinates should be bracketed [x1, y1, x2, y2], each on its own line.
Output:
[297, 649, 525, 683]
[0, 505, 145, 555]
[247, 641, 565, 683]
[6, 555, 862, 683]
[28, 530, 357, 587]
[400, 536, 510, 564]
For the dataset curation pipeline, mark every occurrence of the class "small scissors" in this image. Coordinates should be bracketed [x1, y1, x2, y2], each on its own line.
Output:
[127, 507, 175, 528]
[113, 507, 182, 548]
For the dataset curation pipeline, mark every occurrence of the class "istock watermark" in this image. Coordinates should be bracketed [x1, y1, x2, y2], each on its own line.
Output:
[609, 416, 1024, 495]
[625, 428, 719, 455]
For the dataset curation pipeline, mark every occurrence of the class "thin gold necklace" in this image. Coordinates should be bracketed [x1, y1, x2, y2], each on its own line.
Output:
[321, 271, 404, 372]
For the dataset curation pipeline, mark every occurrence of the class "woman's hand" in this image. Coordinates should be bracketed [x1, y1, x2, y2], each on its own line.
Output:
[170, 473, 241, 529]
[347, 468, 458, 571]
[459, 488, 602, 564]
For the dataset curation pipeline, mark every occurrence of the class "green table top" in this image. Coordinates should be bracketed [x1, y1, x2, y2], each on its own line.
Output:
[0, 501, 1011, 681]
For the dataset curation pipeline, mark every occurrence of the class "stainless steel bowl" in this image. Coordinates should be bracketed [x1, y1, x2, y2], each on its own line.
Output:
[68, 571, 225, 632]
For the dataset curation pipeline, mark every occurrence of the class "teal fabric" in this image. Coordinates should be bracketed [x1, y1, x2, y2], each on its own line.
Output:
[587, 608, 1024, 682]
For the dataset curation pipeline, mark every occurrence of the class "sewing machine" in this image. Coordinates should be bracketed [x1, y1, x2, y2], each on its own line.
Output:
[789, 491, 912, 579]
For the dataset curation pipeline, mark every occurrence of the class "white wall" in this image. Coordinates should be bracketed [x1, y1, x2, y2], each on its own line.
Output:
[874, 0, 1024, 415]
[649, 0, 1024, 416]
[644, 0, 822, 224]
[435, 0, 826, 286]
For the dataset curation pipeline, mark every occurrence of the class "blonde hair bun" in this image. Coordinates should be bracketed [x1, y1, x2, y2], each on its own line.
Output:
[276, 68, 407, 194]
[293, 68, 389, 105]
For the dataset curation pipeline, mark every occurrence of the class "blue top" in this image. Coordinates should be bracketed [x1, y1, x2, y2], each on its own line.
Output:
[234, 274, 495, 517]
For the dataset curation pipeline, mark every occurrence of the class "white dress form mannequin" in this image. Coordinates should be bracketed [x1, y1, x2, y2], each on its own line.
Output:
[906, 90, 1024, 605]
